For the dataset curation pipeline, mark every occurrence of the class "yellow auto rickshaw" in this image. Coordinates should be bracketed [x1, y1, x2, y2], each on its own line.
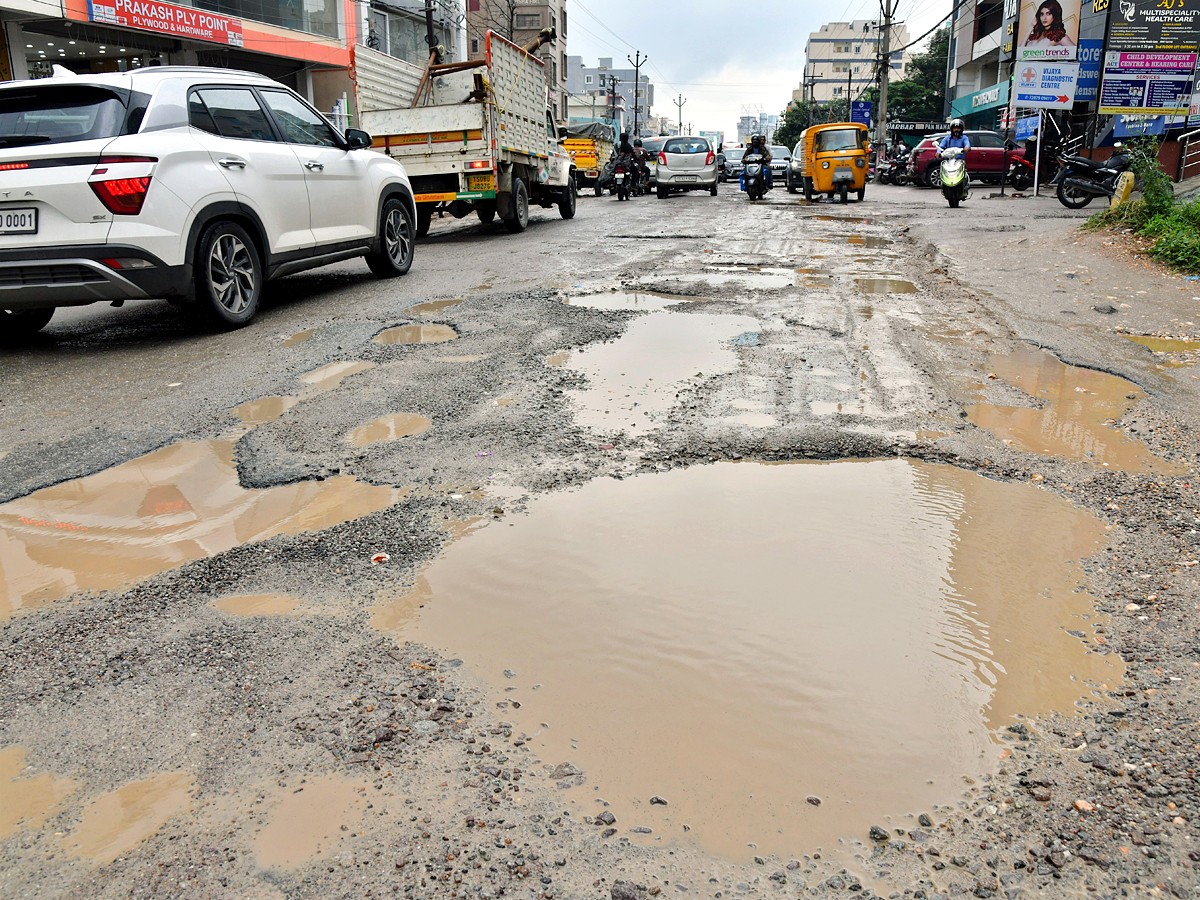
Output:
[798, 122, 870, 203]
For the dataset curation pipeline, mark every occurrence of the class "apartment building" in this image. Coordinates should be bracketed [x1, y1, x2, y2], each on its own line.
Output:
[566, 56, 654, 135]
[800, 19, 911, 105]
[466, 0, 567, 122]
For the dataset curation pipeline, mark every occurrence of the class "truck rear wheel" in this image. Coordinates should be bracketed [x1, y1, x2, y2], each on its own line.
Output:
[558, 177, 577, 219]
[504, 179, 530, 233]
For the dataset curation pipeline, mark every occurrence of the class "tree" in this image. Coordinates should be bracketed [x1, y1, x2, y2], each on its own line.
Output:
[774, 98, 853, 148]
[879, 26, 949, 122]
[470, 0, 519, 41]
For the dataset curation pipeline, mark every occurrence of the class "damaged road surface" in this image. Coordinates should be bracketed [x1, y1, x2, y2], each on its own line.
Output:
[2, 184, 1199, 899]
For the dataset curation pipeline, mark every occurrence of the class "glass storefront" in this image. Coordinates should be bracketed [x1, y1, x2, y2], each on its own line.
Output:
[195, 0, 342, 41]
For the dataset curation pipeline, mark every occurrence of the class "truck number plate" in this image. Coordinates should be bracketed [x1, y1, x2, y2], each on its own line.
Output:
[467, 174, 495, 192]
[0, 208, 37, 234]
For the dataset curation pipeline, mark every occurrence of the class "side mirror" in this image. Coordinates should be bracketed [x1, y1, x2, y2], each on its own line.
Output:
[345, 128, 372, 150]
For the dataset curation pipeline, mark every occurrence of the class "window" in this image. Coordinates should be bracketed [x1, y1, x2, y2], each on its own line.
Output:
[972, 132, 1004, 148]
[854, 44, 862, 53]
[189, 88, 276, 142]
[815, 128, 864, 152]
[471, 38, 478, 54]
[0, 85, 130, 145]
[664, 138, 709, 154]
[833, 86, 844, 96]
[561, 8, 566, 36]
[259, 89, 340, 146]
[585, 74, 592, 84]
[516, 13, 540, 28]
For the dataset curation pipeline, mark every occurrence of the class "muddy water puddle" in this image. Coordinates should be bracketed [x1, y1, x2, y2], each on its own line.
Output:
[564, 311, 759, 433]
[232, 395, 300, 426]
[404, 298, 462, 317]
[254, 775, 367, 870]
[856, 277, 918, 294]
[699, 266, 794, 289]
[214, 593, 300, 616]
[374, 324, 458, 345]
[965, 345, 1183, 474]
[282, 328, 314, 347]
[1122, 334, 1200, 356]
[347, 413, 433, 447]
[0, 441, 399, 620]
[299, 360, 375, 392]
[67, 771, 195, 864]
[0, 746, 76, 839]
[390, 459, 1121, 861]
[565, 291, 694, 312]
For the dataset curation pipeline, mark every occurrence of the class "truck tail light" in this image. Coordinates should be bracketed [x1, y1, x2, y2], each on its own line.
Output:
[466, 160, 491, 170]
[658, 151, 667, 166]
[90, 176, 153, 215]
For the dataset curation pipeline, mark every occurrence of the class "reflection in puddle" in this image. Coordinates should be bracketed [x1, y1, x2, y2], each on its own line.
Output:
[254, 775, 367, 870]
[282, 329, 314, 348]
[965, 345, 1182, 473]
[565, 311, 759, 433]
[299, 361, 375, 392]
[698, 267, 794, 289]
[347, 413, 433, 447]
[232, 396, 300, 426]
[374, 324, 458, 345]
[1123, 334, 1200, 356]
[847, 235, 892, 249]
[565, 292, 690, 312]
[856, 277, 918, 294]
[795, 267, 832, 276]
[393, 459, 1120, 861]
[404, 298, 462, 317]
[0, 746, 76, 839]
[68, 772, 194, 865]
[214, 594, 299, 616]
[0, 441, 399, 620]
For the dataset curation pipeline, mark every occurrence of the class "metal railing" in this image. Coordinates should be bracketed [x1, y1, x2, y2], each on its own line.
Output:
[1178, 126, 1200, 182]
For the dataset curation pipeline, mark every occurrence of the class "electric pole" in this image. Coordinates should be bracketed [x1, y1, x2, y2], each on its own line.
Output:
[607, 75, 621, 127]
[674, 94, 686, 135]
[628, 50, 647, 137]
[875, 0, 895, 154]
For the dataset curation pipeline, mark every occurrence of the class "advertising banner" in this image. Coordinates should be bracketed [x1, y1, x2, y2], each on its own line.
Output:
[1015, 114, 1041, 140]
[1107, 0, 1200, 54]
[1100, 50, 1197, 113]
[87, 0, 244, 47]
[1015, 60, 1080, 107]
[851, 100, 873, 126]
[1075, 38, 1103, 100]
[1017, 0, 1082, 61]
[1113, 113, 1166, 136]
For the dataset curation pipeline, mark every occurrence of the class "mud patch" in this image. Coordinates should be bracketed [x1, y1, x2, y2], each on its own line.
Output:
[67, 772, 194, 865]
[0, 441, 398, 620]
[393, 459, 1121, 861]
[0, 746, 76, 839]
[299, 361, 375, 393]
[213, 594, 300, 616]
[374, 324, 458, 345]
[347, 413, 433, 447]
[253, 775, 368, 871]
[282, 329, 314, 347]
[965, 345, 1183, 473]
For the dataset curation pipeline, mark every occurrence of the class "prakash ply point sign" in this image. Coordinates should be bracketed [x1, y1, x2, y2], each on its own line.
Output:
[87, 0, 244, 47]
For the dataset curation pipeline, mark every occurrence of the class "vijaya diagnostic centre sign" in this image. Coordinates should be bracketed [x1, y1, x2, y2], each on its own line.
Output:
[86, 0, 244, 47]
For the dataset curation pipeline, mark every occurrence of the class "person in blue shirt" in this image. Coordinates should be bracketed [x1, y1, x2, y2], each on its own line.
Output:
[938, 119, 971, 155]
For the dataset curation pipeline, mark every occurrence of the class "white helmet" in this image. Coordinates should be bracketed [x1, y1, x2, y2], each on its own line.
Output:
[950, 118, 964, 134]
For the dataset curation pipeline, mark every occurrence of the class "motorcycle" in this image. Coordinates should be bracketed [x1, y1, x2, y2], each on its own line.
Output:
[876, 148, 910, 186]
[939, 146, 968, 208]
[613, 155, 630, 201]
[631, 158, 650, 197]
[740, 152, 769, 201]
[1055, 143, 1136, 209]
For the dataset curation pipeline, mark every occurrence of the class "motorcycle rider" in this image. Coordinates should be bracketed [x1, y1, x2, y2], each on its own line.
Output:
[631, 138, 651, 194]
[747, 133, 773, 189]
[613, 131, 636, 199]
[938, 119, 971, 191]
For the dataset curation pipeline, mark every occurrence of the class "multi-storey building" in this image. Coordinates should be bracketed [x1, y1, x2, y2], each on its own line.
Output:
[566, 56, 653, 136]
[466, 0, 567, 123]
[736, 113, 779, 145]
[800, 18, 911, 105]
[0, 0, 462, 124]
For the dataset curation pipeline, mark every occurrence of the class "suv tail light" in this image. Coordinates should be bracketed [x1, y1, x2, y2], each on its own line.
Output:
[90, 155, 157, 215]
[705, 151, 715, 166]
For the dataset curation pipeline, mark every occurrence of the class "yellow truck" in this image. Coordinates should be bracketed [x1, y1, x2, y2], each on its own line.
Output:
[353, 30, 576, 236]
[562, 123, 615, 195]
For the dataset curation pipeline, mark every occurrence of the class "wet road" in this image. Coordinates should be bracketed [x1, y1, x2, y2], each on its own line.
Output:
[3, 180, 1198, 897]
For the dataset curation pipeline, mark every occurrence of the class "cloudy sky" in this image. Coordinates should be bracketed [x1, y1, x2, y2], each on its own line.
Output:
[565, 0, 953, 138]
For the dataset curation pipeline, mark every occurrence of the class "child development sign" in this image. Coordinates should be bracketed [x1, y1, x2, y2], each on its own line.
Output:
[1018, 0, 1082, 61]
[87, 0, 244, 47]
[1099, 0, 1200, 113]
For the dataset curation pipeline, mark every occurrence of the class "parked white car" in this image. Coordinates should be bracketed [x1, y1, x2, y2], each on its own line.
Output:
[0, 66, 417, 335]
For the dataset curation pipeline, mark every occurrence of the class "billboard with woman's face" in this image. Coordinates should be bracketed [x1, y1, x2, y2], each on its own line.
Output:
[1018, 0, 1082, 60]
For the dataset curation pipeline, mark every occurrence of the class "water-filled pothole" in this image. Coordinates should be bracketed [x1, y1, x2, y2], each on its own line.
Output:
[374, 324, 458, 345]
[965, 345, 1182, 473]
[565, 311, 759, 433]
[282, 328, 314, 347]
[1122, 334, 1200, 355]
[232, 395, 300, 426]
[847, 235, 892, 249]
[565, 291, 692, 312]
[299, 360, 375, 392]
[66, 771, 195, 865]
[855, 277, 917, 294]
[254, 774, 367, 870]
[347, 413, 433, 447]
[404, 298, 462, 317]
[0, 746, 76, 839]
[0, 441, 399, 620]
[386, 458, 1121, 861]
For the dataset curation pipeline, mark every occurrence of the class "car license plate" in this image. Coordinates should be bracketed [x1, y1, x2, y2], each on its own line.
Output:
[834, 167, 854, 180]
[0, 207, 37, 235]
[676, 175, 698, 182]
[467, 174, 495, 192]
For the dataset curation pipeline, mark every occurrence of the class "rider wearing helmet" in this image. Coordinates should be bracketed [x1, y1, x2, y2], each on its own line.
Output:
[749, 133, 773, 187]
[631, 138, 651, 191]
[938, 119, 971, 153]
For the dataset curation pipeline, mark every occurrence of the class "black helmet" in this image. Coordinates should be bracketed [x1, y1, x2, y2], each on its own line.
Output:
[634, 138, 643, 147]
[620, 132, 629, 141]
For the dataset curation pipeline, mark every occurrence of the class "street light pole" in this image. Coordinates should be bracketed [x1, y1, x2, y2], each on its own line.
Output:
[627, 50, 647, 137]
[674, 94, 686, 135]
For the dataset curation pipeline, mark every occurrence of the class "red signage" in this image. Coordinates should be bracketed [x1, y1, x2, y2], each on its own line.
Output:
[87, 0, 244, 47]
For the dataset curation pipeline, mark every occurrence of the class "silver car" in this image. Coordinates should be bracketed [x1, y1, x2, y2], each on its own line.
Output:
[655, 136, 718, 198]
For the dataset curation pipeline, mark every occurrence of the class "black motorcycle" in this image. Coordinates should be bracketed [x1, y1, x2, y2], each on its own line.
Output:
[1056, 143, 1135, 209]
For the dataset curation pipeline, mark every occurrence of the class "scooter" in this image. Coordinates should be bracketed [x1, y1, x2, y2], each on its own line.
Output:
[740, 152, 769, 201]
[939, 146, 968, 208]
[1055, 143, 1135, 209]
[614, 157, 629, 201]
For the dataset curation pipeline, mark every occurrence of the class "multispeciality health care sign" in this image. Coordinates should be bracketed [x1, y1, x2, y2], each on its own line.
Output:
[1100, 0, 1200, 113]
[87, 0, 244, 47]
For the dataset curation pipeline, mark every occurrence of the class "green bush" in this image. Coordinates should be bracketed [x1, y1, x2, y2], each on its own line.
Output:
[1148, 216, 1200, 271]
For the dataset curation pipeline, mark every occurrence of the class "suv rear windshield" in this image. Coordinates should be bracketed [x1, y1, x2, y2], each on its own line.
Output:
[815, 129, 864, 152]
[0, 85, 133, 148]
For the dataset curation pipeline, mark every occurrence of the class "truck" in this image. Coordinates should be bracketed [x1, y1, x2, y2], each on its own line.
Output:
[352, 30, 576, 236]
[562, 122, 615, 195]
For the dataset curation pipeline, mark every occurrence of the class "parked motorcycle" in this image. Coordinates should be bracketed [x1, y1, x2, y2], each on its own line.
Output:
[876, 148, 910, 186]
[740, 152, 769, 201]
[939, 146, 968, 208]
[1056, 143, 1135, 209]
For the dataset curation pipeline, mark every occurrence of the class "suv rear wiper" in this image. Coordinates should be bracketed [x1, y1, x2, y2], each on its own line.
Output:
[0, 135, 54, 148]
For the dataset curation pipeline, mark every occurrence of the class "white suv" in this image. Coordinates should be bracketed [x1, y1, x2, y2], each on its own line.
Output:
[0, 67, 417, 335]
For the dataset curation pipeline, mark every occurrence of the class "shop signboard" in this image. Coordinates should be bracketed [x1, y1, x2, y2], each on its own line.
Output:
[1017, 0, 1082, 61]
[1100, 0, 1200, 113]
[87, 0, 244, 48]
[1014, 60, 1080, 107]
[851, 100, 872, 126]
[1113, 114, 1166, 136]
[1015, 114, 1041, 140]
[1075, 38, 1103, 100]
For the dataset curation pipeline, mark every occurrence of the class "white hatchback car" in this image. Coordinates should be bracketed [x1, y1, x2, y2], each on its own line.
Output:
[655, 136, 718, 198]
[0, 66, 417, 335]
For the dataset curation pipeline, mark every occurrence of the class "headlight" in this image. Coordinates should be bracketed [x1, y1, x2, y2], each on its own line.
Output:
[822, 161, 830, 169]
[855, 158, 865, 167]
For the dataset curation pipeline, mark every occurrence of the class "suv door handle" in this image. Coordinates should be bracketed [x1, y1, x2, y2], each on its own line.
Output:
[217, 157, 247, 169]
[304, 161, 325, 171]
